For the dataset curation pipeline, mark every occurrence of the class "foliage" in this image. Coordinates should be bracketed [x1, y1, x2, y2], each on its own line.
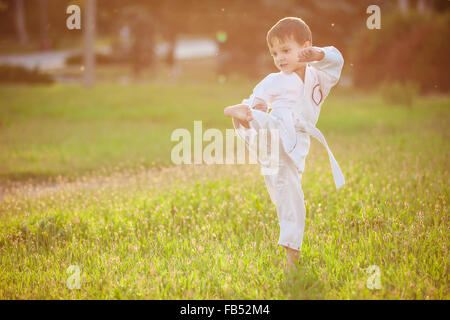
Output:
[65, 52, 128, 66]
[351, 11, 450, 93]
[0, 65, 53, 84]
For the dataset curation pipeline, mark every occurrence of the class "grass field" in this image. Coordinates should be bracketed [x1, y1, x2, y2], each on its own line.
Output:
[0, 78, 448, 299]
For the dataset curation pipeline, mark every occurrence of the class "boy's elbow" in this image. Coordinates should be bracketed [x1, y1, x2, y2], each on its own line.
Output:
[325, 46, 344, 67]
[333, 48, 344, 81]
[332, 46, 344, 68]
[338, 54, 344, 71]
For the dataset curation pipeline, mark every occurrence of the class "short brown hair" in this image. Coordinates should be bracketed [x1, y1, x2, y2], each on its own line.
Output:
[266, 17, 312, 47]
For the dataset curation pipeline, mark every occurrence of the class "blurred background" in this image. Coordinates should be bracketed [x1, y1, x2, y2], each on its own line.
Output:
[0, 0, 448, 91]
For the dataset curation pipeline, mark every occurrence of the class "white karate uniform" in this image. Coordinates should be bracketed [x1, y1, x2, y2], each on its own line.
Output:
[232, 46, 345, 251]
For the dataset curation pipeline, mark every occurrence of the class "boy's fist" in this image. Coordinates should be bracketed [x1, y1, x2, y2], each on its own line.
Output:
[297, 46, 325, 63]
[253, 102, 268, 112]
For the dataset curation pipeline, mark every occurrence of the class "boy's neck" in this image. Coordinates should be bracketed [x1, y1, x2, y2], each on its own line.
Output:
[294, 65, 306, 82]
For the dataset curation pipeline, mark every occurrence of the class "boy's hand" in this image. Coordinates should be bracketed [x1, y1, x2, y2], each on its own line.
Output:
[253, 102, 268, 112]
[297, 46, 325, 63]
[252, 98, 268, 112]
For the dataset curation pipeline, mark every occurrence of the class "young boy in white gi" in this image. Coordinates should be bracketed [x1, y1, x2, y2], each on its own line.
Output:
[224, 17, 345, 270]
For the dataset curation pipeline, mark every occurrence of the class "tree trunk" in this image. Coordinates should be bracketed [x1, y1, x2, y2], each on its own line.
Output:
[417, 0, 428, 13]
[83, 0, 96, 88]
[39, 0, 51, 50]
[15, 0, 29, 45]
[398, 0, 409, 14]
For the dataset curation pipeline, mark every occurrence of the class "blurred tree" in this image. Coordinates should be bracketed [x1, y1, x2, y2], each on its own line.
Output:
[38, 0, 51, 50]
[130, 15, 156, 80]
[351, 10, 450, 92]
[117, 5, 156, 80]
[14, 0, 28, 45]
[398, 0, 410, 13]
[83, 0, 96, 88]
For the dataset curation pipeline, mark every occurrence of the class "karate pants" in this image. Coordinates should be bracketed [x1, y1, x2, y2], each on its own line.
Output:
[262, 134, 309, 252]
[236, 113, 311, 252]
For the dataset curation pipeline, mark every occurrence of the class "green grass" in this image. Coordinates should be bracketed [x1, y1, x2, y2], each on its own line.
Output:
[0, 80, 448, 299]
[0, 65, 257, 181]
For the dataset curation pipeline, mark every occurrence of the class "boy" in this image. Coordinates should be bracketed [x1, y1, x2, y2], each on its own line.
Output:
[224, 17, 345, 270]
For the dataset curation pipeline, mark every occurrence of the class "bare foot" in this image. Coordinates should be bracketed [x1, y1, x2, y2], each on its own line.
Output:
[284, 246, 299, 272]
[224, 104, 253, 122]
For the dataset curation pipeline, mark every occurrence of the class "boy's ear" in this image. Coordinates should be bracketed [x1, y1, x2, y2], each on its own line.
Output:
[303, 40, 312, 48]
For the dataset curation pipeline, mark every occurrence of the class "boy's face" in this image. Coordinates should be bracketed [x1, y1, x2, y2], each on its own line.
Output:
[269, 36, 311, 73]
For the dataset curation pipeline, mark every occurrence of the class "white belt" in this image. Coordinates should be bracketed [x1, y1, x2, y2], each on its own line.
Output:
[237, 107, 345, 190]
[294, 119, 345, 190]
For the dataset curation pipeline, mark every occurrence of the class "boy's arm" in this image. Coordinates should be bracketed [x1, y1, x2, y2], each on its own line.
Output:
[252, 98, 268, 112]
[232, 98, 267, 113]
[242, 74, 278, 112]
[298, 46, 344, 98]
